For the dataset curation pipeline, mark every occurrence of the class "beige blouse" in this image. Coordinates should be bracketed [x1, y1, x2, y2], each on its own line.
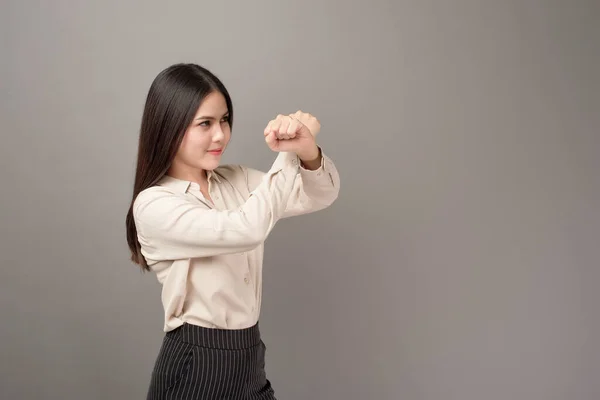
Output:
[133, 150, 340, 331]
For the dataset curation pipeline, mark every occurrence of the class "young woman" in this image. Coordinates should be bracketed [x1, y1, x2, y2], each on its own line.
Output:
[125, 63, 340, 399]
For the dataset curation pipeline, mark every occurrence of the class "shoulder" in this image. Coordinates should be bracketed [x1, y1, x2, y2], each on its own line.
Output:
[134, 185, 174, 203]
[133, 186, 179, 219]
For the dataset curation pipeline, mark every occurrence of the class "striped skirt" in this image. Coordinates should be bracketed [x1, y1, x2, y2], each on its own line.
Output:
[146, 322, 276, 399]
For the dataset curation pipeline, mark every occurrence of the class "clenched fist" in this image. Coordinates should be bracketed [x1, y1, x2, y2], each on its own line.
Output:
[264, 113, 320, 161]
[288, 110, 320, 137]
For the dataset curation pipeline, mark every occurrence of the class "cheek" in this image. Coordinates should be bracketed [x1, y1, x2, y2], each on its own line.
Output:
[178, 131, 210, 158]
[191, 135, 212, 149]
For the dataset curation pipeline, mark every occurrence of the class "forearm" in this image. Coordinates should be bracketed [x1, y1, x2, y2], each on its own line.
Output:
[134, 152, 301, 261]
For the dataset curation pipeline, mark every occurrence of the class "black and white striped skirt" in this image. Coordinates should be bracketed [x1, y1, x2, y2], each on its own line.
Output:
[146, 322, 276, 399]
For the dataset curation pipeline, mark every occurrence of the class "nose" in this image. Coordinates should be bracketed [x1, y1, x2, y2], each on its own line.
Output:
[212, 126, 225, 142]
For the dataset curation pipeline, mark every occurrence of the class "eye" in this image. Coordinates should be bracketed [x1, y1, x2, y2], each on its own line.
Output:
[221, 115, 230, 123]
[198, 120, 210, 127]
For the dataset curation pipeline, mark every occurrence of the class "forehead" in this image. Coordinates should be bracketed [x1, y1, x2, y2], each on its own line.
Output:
[194, 91, 228, 117]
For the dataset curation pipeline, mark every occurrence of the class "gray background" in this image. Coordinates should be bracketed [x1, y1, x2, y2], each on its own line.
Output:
[1, 0, 598, 399]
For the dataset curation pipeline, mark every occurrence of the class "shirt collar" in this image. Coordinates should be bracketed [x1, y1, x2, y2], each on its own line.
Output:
[157, 175, 191, 193]
[207, 169, 222, 184]
[158, 170, 221, 193]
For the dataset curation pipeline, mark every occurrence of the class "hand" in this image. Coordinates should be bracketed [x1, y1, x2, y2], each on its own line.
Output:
[288, 110, 320, 137]
[264, 114, 319, 161]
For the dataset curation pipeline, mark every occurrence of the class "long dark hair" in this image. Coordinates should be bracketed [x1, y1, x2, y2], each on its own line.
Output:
[126, 63, 234, 271]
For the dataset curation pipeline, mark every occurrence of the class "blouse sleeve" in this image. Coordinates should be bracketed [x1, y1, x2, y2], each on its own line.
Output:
[243, 147, 340, 218]
[133, 152, 301, 262]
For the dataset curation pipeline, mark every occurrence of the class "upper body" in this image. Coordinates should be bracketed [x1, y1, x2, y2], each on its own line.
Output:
[133, 151, 339, 331]
[126, 63, 340, 332]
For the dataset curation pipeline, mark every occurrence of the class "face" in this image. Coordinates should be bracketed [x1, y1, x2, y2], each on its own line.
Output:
[171, 91, 231, 176]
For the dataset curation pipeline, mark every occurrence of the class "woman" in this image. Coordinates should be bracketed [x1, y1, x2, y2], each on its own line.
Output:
[125, 63, 340, 399]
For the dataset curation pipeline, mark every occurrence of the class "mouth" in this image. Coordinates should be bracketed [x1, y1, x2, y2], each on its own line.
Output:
[207, 149, 223, 155]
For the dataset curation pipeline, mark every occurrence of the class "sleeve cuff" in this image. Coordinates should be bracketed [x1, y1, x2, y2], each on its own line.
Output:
[299, 149, 334, 184]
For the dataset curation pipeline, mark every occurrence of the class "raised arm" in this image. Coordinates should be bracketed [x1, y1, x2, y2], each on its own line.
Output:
[246, 111, 340, 217]
[244, 147, 340, 218]
[134, 151, 300, 263]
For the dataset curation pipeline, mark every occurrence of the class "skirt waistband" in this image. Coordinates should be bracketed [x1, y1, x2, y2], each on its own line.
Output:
[166, 322, 262, 350]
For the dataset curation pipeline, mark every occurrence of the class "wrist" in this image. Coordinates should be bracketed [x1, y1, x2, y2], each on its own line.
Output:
[298, 146, 321, 170]
[298, 145, 319, 161]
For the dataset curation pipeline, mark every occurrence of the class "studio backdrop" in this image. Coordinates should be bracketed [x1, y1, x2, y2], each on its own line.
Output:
[1, 1, 598, 399]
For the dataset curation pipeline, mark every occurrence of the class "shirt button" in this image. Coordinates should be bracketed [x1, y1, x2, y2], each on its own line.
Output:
[244, 277, 250, 284]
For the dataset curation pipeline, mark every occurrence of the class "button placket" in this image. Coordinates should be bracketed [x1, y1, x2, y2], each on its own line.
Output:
[208, 180, 221, 208]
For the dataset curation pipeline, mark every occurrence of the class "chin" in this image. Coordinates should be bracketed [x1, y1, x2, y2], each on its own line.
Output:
[199, 160, 221, 171]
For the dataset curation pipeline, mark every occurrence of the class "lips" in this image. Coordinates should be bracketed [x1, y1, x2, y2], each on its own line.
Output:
[207, 149, 222, 155]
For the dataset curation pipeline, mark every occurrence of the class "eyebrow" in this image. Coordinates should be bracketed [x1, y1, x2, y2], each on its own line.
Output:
[194, 112, 229, 121]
